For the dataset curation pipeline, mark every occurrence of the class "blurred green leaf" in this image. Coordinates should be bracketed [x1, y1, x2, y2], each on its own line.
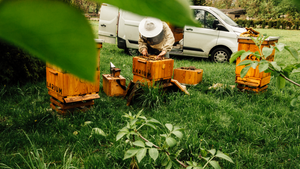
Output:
[240, 65, 251, 78]
[285, 46, 299, 61]
[276, 76, 286, 89]
[208, 149, 216, 155]
[144, 123, 157, 129]
[172, 131, 183, 139]
[250, 61, 259, 69]
[274, 43, 285, 52]
[91, 128, 106, 137]
[124, 148, 140, 160]
[238, 60, 253, 66]
[116, 132, 128, 141]
[136, 148, 147, 163]
[145, 142, 154, 147]
[215, 151, 234, 163]
[166, 137, 177, 147]
[132, 140, 145, 148]
[165, 123, 173, 132]
[95, 0, 198, 27]
[148, 118, 161, 124]
[270, 62, 282, 71]
[262, 46, 273, 58]
[0, 0, 97, 81]
[292, 68, 300, 74]
[240, 51, 252, 61]
[149, 148, 159, 161]
[209, 160, 221, 169]
[230, 50, 245, 63]
[166, 160, 172, 169]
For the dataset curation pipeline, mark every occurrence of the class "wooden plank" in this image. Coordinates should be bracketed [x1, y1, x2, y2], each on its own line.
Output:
[171, 79, 189, 95]
[48, 90, 65, 103]
[64, 94, 99, 103]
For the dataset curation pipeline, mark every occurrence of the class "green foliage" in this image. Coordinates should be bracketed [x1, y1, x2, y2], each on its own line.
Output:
[0, 42, 45, 85]
[116, 111, 234, 169]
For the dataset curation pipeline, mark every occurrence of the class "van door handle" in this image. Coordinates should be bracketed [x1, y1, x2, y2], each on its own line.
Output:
[186, 28, 193, 31]
[101, 24, 106, 27]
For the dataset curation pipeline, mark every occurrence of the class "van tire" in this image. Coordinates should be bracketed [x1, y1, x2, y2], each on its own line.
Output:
[210, 47, 231, 63]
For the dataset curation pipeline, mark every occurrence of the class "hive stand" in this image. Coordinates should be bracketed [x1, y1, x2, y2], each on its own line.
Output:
[47, 39, 103, 114]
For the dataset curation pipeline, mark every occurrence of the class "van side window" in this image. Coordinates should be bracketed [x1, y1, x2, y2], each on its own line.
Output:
[194, 9, 217, 29]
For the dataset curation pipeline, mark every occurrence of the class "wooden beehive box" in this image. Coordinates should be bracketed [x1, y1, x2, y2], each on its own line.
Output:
[173, 67, 203, 85]
[235, 36, 279, 88]
[132, 56, 174, 82]
[46, 39, 103, 103]
[102, 74, 126, 97]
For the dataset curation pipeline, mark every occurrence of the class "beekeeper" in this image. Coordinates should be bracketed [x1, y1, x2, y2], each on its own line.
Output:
[138, 17, 175, 59]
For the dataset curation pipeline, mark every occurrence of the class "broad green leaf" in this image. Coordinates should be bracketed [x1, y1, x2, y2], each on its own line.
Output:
[187, 166, 193, 169]
[172, 131, 183, 139]
[253, 51, 261, 59]
[123, 148, 140, 160]
[240, 51, 252, 61]
[275, 43, 285, 52]
[166, 160, 172, 169]
[136, 148, 147, 163]
[130, 119, 138, 126]
[162, 156, 169, 166]
[208, 149, 216, 155]
[285, 46, 299, 61]
[250, 61, 259, 69]
[145, 142, 154, 147]
[229, 50, 245, 63]
[258, 62, 269, 73]
[270, 62, 282, 71]
[91, 128, 106, 136]
[240, 66, 251, 78]
[215, 151, 234, 163]
[276, 76, 286, 89]
[0, 0, 97, 81]
[209, 160, 221, 169]
[292, 68, 300, 74]
[262, 46, 273, 58]
[237, 60, 253, 66]
[149, 148, 159, 161]
[165, 123, 173, 132]
[116, 132, 127, 141]
[148, 118, 161, 124]
[132, 140, 145, 148]
[187, 161, 193, 166]
[166, 137, 177, 147]
[291, 98, 300, 107]
[173, 126, 184, 131]
[203, 157, 210, 161]
[160, 134, 167, 138]
[95, 0, 198, 27]
[138, 116, 147, 120]
[144, 123, 157, 129]
[136, 109, 143, 118]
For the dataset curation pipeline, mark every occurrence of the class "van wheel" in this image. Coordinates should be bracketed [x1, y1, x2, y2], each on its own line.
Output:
[210, 47, 231, 63]
[126, 48, 140, 56]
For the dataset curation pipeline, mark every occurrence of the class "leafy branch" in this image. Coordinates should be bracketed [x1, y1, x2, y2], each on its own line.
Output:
[116, 110, 234, 169]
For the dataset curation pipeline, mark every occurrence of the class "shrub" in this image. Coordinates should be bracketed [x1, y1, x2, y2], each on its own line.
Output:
[261, 20, 266, 29]
[0, 41, 46, 85]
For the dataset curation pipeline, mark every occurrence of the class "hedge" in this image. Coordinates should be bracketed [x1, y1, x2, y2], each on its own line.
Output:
[0, 41, 46, 85]
[233, 18, 298, 30]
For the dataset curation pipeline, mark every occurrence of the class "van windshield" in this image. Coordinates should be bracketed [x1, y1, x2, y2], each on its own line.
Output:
[210, 7, 238, 27]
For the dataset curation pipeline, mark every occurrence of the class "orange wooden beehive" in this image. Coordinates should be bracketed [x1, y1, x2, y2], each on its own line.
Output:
[173, 67, 203, 85]
[235, 36, 279, 92]
[132, 56, 174, 83]
[102, 74, 126, 97]
[46, 39, 103, 114]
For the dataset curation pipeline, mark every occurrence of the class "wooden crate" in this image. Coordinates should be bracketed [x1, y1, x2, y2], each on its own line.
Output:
[102, 74, 126, 97]
[173, 68, 203, 85]
[132, 56, 174, 81]
[235, 36, 279, 89]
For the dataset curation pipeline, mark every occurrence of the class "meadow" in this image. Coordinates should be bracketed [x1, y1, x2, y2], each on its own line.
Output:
[0, 22, 300, 168]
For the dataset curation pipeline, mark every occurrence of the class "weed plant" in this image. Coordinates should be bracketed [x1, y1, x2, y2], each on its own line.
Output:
[0, 26, 300, 168]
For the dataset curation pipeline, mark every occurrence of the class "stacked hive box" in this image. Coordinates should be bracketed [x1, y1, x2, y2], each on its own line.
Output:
[235, 36, 279, 92]
[132, 56, 174, 85]
[46, 39, 103, 114]
[173, 68, 203, 85]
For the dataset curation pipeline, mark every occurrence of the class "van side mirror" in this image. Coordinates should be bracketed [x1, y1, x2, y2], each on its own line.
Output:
[212, 19, 219, 29]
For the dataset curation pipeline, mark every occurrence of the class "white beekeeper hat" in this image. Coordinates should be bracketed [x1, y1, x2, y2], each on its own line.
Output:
[139, 17, 163, 38]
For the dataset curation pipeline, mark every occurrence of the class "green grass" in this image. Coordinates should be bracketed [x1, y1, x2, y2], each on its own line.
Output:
[1, 25, 300, 168]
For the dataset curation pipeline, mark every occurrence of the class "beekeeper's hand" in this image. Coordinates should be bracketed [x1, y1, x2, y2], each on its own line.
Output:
[142, 48, 148, 56]
[156, 50, 166, 60]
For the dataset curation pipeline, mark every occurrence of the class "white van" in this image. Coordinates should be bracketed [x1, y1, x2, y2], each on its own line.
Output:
[98, 4, 246, 62]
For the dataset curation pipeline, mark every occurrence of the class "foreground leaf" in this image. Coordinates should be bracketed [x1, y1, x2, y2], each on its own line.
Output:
[149, 148, 159, 161]
[209, 160, 221, 169]
[116, 132, 128, 141]
[215, 151, 234, 163]
[0, 0, 97, 81]
[240, 65, 251, 78]
[276, 76, 286, 89]
[258, 61, 269, 72]
[229, 50, 245, 63]
[238, 60, 253, 66]
[172, 131, 183, 139]
[262, 46, 273, 58]
[124, 148, 140, 160]
[165, 123, 173, 132]
[166, 137, 177, 147]
[240, 51, 252, 61]
[95, 0, 198, 27]
[136, 148, 147, 163]
[132, 140, 145, 148]
[284, 46, 299, 61]
[91, 128, 106, 137]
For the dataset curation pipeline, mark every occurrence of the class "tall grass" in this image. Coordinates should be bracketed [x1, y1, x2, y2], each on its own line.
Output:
[0, 24, 300, 168]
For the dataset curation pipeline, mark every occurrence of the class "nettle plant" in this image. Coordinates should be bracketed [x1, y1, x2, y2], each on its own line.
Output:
[116, 110, 234, 169]
[229, 35, 300, 89]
